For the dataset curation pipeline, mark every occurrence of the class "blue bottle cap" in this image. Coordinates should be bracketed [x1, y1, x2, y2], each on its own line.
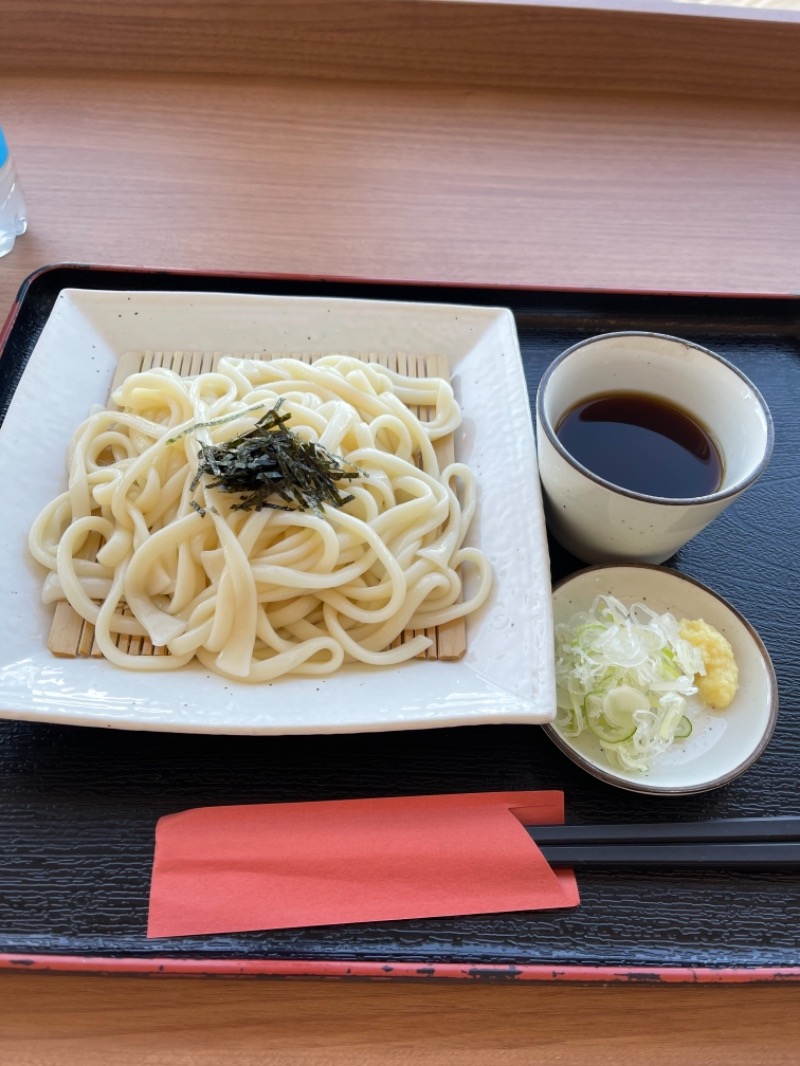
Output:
[0, 129, 8, 169]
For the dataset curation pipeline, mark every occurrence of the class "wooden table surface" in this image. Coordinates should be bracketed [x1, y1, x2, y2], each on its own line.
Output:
[2, 12, 800, 1060]
[3, 68, 800, 310]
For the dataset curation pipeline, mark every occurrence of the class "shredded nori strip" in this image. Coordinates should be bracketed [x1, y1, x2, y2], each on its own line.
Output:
[191, 400, 360, 513]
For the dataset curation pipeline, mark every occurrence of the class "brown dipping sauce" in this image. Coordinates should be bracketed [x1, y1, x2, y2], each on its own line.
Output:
[555, 392, 723, 498]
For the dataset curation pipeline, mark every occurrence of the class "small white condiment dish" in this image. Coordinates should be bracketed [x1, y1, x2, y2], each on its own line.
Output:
[536, 332, 774, 565]
[543, 565, 779, 795]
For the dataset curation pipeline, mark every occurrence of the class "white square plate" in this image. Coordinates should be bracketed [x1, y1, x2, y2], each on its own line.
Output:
[0, 289, 554, 734]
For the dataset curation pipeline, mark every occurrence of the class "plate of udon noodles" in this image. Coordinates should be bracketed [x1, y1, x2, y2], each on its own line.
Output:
[0, 290, 554, 734]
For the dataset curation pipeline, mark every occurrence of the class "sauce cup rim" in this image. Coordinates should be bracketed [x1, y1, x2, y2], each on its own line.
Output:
[535, 330, 775, 507]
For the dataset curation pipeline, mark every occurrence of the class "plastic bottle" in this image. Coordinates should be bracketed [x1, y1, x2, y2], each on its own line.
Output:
[0, 128, 28, 258]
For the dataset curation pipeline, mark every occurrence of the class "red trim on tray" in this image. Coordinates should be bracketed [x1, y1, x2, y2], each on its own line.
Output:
[2, 267, 799, 987]
[2, 261, 797, 367]
[2, 953, 800, 983]
[0, 291, 24, 356]
[75, 262, 800, 300]
[10, 261, 800, 305]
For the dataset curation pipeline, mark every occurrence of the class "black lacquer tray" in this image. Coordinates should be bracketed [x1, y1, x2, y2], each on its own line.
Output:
[1, 265, 798, 983]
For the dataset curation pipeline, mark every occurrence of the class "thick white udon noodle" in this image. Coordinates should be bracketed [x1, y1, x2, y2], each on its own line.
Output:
[29, 356, 493, 681]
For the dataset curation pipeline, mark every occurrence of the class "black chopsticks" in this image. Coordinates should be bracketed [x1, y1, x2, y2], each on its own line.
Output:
[526, 817, 800, 869]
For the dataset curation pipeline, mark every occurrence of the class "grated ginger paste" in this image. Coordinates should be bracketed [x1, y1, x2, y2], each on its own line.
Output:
[678, 618, 739, 710]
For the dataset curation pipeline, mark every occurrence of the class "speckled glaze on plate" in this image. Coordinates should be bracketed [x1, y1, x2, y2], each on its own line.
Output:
[0, 290, 554, 734]
[544, 565, 779, 795]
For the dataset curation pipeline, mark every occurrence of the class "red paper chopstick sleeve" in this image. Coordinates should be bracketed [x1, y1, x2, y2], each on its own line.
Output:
[147, 790, 579, 938]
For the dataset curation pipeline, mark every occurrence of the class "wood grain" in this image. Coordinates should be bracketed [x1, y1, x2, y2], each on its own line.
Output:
[2, 974, 800, 1065]
[2, 70, 799, 327]
[2, 0, 800, 103]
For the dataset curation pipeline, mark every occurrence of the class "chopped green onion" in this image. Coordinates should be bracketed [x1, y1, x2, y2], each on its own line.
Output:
[554, 595, 705, 772]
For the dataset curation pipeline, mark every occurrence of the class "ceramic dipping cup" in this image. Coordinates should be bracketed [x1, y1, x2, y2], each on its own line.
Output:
[535, 332, 773, 564]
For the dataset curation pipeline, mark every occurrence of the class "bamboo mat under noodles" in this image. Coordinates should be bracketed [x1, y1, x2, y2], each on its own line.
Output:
[47, 351, 467, 664]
